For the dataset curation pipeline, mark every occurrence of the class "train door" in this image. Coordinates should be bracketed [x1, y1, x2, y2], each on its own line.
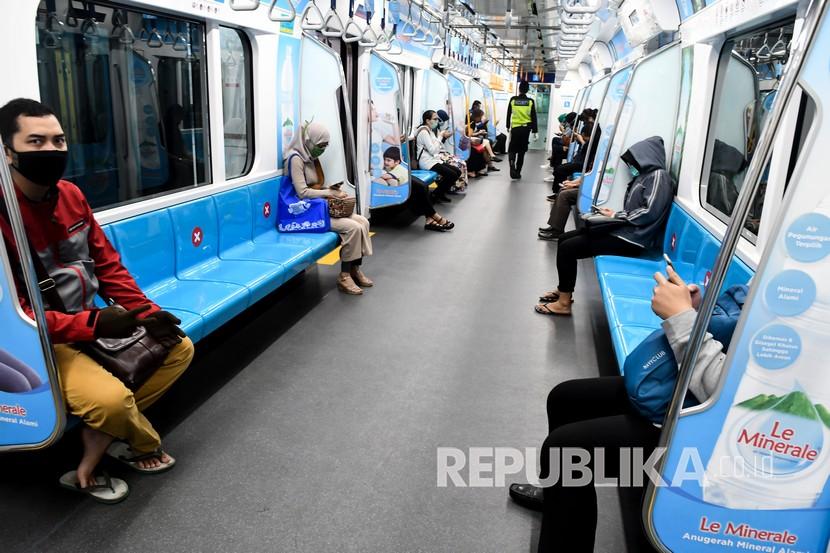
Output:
[644, 2, 830, 550]
[481, 84, 499, 142]
[590, 44, 683, 212]
[527, 82, 551, 150]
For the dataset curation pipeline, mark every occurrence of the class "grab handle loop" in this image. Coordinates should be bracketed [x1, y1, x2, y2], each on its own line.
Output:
[301, 0, 325, 30]
[229, 0, 260, 10]
[269, 0, 297, 22]
[322, 1, 345, 38]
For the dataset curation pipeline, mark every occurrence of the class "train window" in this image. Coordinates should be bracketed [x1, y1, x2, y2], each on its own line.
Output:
[670, 46, 694, 182]
[35, 1, 210, 210]
[701, 22, 794, 238]
[220, 27, 254, 179]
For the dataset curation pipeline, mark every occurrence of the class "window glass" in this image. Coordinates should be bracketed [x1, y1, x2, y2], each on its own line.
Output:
[670, 46, 694, 182]
[220, 27, 253, 179]
[596, 45, 681, 209]
[35, 2, 210, 210]
[702, 22, 794, 237]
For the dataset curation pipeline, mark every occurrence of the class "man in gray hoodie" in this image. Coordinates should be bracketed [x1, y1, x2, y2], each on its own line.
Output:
[536, 136, 674, 316]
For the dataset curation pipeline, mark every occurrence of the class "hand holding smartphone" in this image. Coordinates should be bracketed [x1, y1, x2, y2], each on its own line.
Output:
[663, 253, 675, 270]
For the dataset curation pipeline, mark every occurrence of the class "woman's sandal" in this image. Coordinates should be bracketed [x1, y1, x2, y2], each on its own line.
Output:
[106, 441, 176, 474]
[534, 302, 572, 316]
[538, 291, 575, 303]
[59, 470, 130, 504]
[433, 216, 454, 230]
[425, 220, 448, 232]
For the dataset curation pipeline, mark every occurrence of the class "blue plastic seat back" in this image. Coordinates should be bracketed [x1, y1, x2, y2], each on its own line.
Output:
[101, 225, 117, 249]
[249, 178, 280, 239]
[111, 210, 177, 290]
[214, 187, 254, 253]
[168, 197, 220, 273]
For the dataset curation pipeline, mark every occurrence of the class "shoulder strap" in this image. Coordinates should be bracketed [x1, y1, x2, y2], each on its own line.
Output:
[0, 195, 66, 312]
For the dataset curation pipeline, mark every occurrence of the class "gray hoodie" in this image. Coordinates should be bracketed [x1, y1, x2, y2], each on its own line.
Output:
[610, 136, 675, 249]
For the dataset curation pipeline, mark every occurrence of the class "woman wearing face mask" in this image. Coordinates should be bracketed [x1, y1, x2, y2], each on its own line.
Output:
[535, 136, 674, 316]
[414, 110, 462, 203]
[284, 122, 373, 295]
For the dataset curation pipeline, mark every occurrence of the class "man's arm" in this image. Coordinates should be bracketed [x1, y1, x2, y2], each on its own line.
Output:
[530, 99, 538, 133]
[505, 99, 513, 130]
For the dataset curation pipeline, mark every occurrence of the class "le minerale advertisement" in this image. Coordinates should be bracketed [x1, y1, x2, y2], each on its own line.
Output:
[0, 235, 60, 448]
[276, 35, 301, 170]
[648, 12, 830, 552]
[368, 54, 410, 209]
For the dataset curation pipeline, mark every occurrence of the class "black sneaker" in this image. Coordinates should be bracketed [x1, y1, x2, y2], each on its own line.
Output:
[546, 194, 557, 203]
[538, 231, 561, 241]
[538, 225, 554, 232]
[488, 165, 500, 172]
[493, 156, 503, 163]
[509, 483, 543, 512]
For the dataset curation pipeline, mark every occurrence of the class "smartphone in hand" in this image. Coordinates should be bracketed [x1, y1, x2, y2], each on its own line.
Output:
[330, 182, 343, 190]
[663, 253, 675, 270]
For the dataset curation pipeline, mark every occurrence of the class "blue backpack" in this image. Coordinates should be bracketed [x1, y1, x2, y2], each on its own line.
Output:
[623, 284, 748, 424]
[277, 154, 331, 233]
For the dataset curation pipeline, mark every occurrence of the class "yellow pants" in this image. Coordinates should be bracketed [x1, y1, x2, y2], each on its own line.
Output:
[54, 338, 194, 454]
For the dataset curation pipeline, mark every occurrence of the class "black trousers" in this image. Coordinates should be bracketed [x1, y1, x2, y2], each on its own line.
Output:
[509, 126, 532, 174]
[538, 377, 661, 553]
[429, 162, 461, 194]
[408, 178, 436, 218]
[550, 138, 567, 168]
[556, 228, 642, 293]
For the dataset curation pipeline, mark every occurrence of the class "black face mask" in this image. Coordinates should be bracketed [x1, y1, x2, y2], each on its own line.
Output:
[9, 149, 68, 190]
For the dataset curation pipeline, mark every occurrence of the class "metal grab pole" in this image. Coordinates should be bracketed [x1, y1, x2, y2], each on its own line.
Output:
[0, 158, 66, 450]
[642, 0, 830, 549]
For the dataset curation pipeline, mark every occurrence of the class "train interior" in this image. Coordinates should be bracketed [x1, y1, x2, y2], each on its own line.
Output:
[1, 0, 829, 551]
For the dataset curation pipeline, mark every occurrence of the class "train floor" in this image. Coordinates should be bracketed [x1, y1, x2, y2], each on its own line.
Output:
[1, 152, 652, 553]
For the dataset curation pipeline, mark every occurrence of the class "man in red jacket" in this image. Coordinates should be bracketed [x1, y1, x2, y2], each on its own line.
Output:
[0, 98, 193, 502]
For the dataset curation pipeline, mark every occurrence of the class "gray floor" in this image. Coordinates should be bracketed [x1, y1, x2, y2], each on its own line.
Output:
[1, 152, 634, 553]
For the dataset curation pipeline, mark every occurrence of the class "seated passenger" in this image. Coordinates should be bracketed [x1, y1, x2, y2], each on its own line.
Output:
[548, 111, 598, 196]
[435, 110, 468, 191]
[284, 122, 374, 295]
[536, 136, 673, 316]
[511, 266, 736, 552]
[465, 108, 491, 178]
[414, 110, 462, 203]
[0, 98, 194, 503]
[548, 112, 577, 171]
[469, 108, 500, 172]
[538, 175, 581, 241]
[372, 147, 453, 232]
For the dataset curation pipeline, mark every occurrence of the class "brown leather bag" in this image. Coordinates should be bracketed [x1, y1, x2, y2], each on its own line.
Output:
[327, 196, 356, 218]
[13, 218, 170, 391]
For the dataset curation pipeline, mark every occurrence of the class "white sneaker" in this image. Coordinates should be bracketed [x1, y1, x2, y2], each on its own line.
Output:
[543, 176, 555, 182]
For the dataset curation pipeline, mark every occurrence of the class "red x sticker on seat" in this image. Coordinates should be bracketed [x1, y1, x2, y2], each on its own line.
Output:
[192, 227, 203, 247]
[704, 270, 711, 286]
[263, 201, 271, 218]
[671, 232, 677, 251]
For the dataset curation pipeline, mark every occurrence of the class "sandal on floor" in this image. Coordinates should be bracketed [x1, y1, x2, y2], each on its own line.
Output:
[337, 273, 363, 295]
[539, 291, 574, 304]
[534, 302, 572, 316]
[425, 221, 448, 232]
[433, 216, 454, 230]
[106, 441, 176, 474]
[59, 470, 130, 504]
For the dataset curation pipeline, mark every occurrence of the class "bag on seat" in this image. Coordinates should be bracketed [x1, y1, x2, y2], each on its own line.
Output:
[623, 285, 748, 424]
[278, 154, 331, 233]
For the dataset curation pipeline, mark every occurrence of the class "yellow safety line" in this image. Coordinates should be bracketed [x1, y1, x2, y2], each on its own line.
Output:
[316, 232, 376, 265]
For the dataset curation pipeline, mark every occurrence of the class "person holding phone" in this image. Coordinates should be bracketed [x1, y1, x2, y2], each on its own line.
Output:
[536, 136, 674, 315]
[285, 122, 374, 295]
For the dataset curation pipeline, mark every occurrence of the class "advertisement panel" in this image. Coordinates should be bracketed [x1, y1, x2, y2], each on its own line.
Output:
[368, 54, 410, 208]
[448, 73, 470, 161]
[648, 8, 830, 552]
[276, 35, 301, 170]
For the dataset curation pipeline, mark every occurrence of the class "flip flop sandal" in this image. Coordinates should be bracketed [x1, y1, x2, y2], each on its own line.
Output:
[106, 441, 176, 474]
[538, 292, 575, 304]
[435, 217, 455, 230]
[59, 470, 129, 504]
[425, 221, 448, 232]
[534, 303, 572, 316]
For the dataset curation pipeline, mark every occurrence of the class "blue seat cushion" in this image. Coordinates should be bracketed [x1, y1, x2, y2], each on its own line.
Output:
[143, 277, 249, 337]
[222, 240, 312, 280]
[253, 230, 339, 263]
[412, 169, 438, 184]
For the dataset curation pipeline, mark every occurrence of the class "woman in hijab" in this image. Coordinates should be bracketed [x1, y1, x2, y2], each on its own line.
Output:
[284, 122, 374, 295]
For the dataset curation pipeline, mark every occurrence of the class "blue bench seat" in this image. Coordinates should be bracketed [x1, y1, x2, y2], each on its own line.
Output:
[595, 203, 754, 371]
[411, 169, 438, 185]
